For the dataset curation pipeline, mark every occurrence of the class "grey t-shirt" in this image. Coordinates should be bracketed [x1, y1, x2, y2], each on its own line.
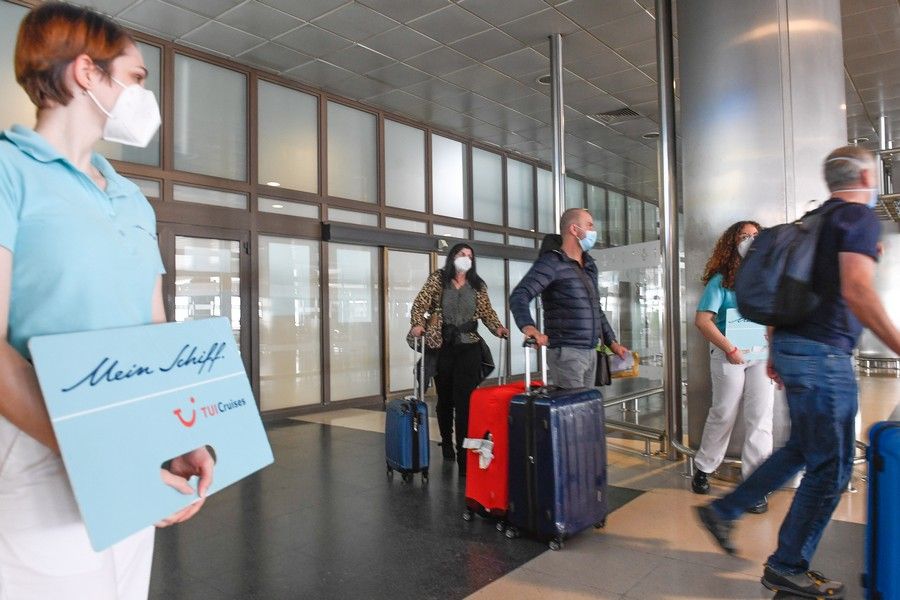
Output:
[442, 284, 478, 344]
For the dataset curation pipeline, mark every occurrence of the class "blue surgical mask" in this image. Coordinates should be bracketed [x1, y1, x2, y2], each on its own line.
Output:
[576, 226, 597, 251]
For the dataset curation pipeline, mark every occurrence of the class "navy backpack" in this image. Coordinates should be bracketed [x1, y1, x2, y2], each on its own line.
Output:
[734, 202, 844, 327]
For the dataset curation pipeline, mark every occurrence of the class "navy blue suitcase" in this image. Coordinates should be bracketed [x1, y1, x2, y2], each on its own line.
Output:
[863, 421, 900, 600]
[506, 385, 608, 550]
[385, 337, 430, 484]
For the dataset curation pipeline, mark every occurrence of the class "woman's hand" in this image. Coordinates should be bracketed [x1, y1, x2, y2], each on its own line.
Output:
[725, 347, 745, 365]
[495, 327, 509, 338]
[766, 358, 783, 389]
[156, 446, 215, 527]
[409, 325, 425, 338]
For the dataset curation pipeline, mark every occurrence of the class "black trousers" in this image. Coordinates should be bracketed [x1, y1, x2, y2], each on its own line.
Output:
[434, 342, 482, 459]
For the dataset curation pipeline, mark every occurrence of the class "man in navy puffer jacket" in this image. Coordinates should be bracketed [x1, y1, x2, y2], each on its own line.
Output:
[510, 208, 630, 388]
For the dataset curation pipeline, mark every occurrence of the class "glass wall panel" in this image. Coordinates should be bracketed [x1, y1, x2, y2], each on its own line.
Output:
[258, 80, 317, 193]
[127, 177, 161, 199]
[259, 197, 319, 219]
[174, 236, 241, 345]
[643, 203, 659, 241]
[387, 250, 430, 393]
[587, 184, 607, 246]
[173, 184, 247, 210]
[174, 55, 246, 180]
[508, 235, 535, 248]
[565, 176, 584, 209]
[473, 148, 503, 224]
[507, 159, 534, 231]
[433, 224, 467, 239]
[473, 230, 504, 244]
[0, 3, 32, 131]
[478, 256, 506, 382]
[328, 208, 378, 227]
[432, 134, 466, 219]
[627, 196, 644, 244]
[508, 260, 538, 376]
[329, 244, 381, 400]
[327, 102, 377, 203]
[258, 236, 321, 409]
[96, 41, 161, 166]
[385, 217, 427, 233]
[385, 120, 425, 212]
[608, 190, 626, 246]
[536, 168, 555, 233]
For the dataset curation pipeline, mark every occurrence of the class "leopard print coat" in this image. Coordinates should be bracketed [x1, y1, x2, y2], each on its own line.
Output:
[410, 270, 504, 340]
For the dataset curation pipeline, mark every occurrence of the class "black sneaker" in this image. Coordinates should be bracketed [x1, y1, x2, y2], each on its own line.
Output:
[694, 504, 737, 555]
[692, 470, 711, 494]
[747, 497, 768, 514]
[761, 565, 845, 599]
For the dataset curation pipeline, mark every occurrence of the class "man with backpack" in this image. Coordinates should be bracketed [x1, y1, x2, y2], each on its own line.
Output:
[509, 208, 629, 389]
[696, 146, 900, 599]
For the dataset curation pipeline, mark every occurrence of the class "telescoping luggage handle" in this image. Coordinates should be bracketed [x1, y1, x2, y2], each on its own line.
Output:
[412, 335, 426, 401]
[522, 337, 548, 392]
[496, 335, 507, 386]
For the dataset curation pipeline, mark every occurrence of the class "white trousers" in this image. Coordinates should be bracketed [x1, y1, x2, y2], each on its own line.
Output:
[0, 418, 154, 600]
[694, 347, 775, 479]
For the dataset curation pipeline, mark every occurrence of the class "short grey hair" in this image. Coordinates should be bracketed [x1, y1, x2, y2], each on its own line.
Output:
[823, 146, 875, 192]
[559, 207, 588, 233]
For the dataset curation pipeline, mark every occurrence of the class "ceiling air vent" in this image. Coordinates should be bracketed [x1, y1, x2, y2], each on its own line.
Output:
[592, 107, 641, 124]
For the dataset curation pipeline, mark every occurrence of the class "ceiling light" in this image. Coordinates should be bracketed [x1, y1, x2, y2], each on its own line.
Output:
[271, 204, 284, 209]
[266, 181, 281, 187]
[839, 103, 846, 110]
[536, 74, 552, 85]
[642, 131, 660, 139]
[852, 137, 869, 144]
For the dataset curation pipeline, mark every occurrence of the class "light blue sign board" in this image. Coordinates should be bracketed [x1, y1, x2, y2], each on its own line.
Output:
[725, 308, 769, 361]
[28, 317, 273, 551]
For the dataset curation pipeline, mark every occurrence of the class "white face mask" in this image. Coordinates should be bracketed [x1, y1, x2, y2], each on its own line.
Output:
[454, 256, 472, 273]
[86, 76, 161, 148]
[737, 236, 754, 258]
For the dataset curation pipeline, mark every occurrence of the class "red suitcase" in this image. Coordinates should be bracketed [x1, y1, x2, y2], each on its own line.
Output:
[463, 338, 543, 522]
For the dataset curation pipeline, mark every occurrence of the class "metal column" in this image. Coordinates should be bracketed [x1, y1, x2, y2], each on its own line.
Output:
[550, 33, 565, 235]
[655, 0, 682, 459]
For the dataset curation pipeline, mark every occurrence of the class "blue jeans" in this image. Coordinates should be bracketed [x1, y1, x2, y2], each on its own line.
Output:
[711, 333, 857, 574]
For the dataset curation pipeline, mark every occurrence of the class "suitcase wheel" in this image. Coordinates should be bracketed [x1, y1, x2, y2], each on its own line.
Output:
[402, 472, 413, 483]
[594, 519, 606, 529]
[549, 539, 563, 551]
[462, 509, 474, 522]
[495, 521, 505, 532]
[386, 464, 394, 480]
[421, 470, 429, 486]
[504, 527, 519, 539]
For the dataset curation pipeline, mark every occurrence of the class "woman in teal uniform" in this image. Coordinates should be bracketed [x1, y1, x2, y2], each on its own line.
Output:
[0, 4, 213, 598]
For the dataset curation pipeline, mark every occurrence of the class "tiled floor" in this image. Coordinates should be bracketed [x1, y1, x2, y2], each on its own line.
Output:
[149, 374, 897, 599]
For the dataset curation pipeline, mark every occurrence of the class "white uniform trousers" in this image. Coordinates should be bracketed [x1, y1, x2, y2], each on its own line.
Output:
[0, 418, 154, 600]
[694, 347, 775, 479]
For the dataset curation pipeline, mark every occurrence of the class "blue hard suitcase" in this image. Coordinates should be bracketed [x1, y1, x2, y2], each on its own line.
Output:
[863, 421, 900, 600]
[505, 346, 608, 550]
[385, 337, 430, 484]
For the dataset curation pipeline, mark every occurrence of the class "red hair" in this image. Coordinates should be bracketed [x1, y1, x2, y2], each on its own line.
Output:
[15, 2, 132, 108]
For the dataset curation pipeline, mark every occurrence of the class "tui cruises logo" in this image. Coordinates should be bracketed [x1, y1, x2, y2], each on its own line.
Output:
[173, 396, 247, 428]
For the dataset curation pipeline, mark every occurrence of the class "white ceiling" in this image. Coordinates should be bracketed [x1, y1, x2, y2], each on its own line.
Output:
[73, 0, 899, 202]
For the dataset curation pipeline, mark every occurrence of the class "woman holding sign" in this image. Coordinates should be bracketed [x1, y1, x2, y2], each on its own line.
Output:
[0, 4, 213, 598]
[692, 221, 774, 514]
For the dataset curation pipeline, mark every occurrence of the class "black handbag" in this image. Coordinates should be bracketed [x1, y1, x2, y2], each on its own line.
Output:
[595, 350, 612, 386]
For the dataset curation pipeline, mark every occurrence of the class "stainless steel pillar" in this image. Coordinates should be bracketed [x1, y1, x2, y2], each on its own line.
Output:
[655, 0, 682, 459]
[678, 0, 847, 449]
[550, 33, 565, 235]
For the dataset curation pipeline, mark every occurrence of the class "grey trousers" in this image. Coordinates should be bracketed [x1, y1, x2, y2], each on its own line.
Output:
[547, 347, 597, 389]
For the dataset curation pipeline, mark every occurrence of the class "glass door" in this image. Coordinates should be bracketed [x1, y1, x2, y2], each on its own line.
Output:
[386, 250, 431, 394]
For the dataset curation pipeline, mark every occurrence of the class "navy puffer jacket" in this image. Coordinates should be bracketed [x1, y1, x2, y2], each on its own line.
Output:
[509, 249, 618, 349]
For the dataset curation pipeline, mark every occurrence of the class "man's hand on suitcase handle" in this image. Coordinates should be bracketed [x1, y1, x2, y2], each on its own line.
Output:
[522, 326, 548, 347]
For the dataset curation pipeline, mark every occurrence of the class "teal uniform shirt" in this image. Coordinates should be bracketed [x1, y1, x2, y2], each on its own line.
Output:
[696, 273, 737, 336]
[0, 125, 165, 359]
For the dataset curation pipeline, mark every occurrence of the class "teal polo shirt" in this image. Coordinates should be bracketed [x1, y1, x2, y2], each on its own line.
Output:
[0, 125, 165, 359]
[696, 273, 736, 336]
